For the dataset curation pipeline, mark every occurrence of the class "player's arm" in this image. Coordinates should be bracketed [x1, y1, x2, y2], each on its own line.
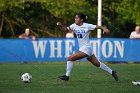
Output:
[96, 25, 110, 34]
[56, 22, 73, 33]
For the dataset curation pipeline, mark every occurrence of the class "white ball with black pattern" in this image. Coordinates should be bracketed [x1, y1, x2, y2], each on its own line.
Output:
[21, 73, 32, 83]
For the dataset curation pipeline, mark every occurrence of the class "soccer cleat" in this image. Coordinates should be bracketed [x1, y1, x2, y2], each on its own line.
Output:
[58, 75, 69, 81]
[112, 71, 118, 81]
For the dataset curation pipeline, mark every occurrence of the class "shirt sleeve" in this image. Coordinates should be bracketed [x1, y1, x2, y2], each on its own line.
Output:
[66, 23, 75, 31]
[88, 24, 96, 30]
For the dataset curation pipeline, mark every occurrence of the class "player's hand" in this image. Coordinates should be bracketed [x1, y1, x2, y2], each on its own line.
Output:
[103, 27, 110, 34]
[56, 22, 62, 26]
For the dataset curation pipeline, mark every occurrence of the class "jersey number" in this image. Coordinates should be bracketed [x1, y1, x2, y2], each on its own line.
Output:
[77, 34, 83, 38]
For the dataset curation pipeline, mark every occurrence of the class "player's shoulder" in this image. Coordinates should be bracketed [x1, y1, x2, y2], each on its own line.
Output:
[83, 23, 89, 25]
[83, 23, 96, 28]
[69, 23, 76, 27]
[72, 23, 77, 26]
[83, 23, 95, 26]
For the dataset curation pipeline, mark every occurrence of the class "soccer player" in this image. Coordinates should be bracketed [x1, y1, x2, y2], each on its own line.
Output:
[57, 14, 118, 81]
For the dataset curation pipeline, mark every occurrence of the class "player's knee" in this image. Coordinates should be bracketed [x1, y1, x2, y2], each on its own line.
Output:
[96, 63, 100, 67]
[68, 56, 73, 61]
[93, 61, 100, 67]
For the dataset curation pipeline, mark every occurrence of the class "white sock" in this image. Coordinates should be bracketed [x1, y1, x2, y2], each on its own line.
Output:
[66, 61, 73, 76]
[99, 62, 112, 74]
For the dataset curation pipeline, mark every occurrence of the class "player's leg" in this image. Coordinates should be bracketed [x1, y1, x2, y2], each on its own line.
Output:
[87, 55, 112, 74]
[87, 55, 118, 81]
[66, 51, 88, 76]
[59, 51, 88, 81]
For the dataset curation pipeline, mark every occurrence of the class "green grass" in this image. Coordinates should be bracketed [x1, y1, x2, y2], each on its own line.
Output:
[0, 62, 140, 93]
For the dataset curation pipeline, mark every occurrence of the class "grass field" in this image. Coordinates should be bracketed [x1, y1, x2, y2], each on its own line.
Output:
[0, 62, 140, 93]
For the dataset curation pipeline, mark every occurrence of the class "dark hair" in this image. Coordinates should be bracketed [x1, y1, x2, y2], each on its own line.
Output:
[76, 14, 87, 22]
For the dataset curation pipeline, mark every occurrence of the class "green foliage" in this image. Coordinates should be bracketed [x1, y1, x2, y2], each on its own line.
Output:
[0, 0, 139, 38]
[116, 0, 140, 25]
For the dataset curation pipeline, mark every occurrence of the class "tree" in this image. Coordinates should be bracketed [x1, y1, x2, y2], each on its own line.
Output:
[116, 0, 140, 25]
[0, 0, 98, 38]
[0, 0, 139, 38]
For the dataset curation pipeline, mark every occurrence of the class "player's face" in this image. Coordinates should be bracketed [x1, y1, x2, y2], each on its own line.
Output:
[74, 15, 83, 25]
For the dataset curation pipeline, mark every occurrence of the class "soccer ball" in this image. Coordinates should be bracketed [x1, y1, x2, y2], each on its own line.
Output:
[21, 73, 32, 83]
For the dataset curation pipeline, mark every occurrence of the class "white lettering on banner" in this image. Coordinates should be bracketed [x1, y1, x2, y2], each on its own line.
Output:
[32, 41, 47, 58]
[90, 40, 99, 56]
[101, 40, 125, 58]
[113, 41, 125, 58]
[64, 40, 75, 57]
[32, 39, 125, 59]
[102, 40, 113, 58]
[49, 40, 62, 58]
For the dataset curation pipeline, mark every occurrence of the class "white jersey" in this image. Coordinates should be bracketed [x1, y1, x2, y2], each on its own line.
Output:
[67, 23, 96, 48]
[67, 23, 96, 56]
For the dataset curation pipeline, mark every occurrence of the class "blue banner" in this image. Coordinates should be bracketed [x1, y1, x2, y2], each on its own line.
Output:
[0, 38, 140, 62]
